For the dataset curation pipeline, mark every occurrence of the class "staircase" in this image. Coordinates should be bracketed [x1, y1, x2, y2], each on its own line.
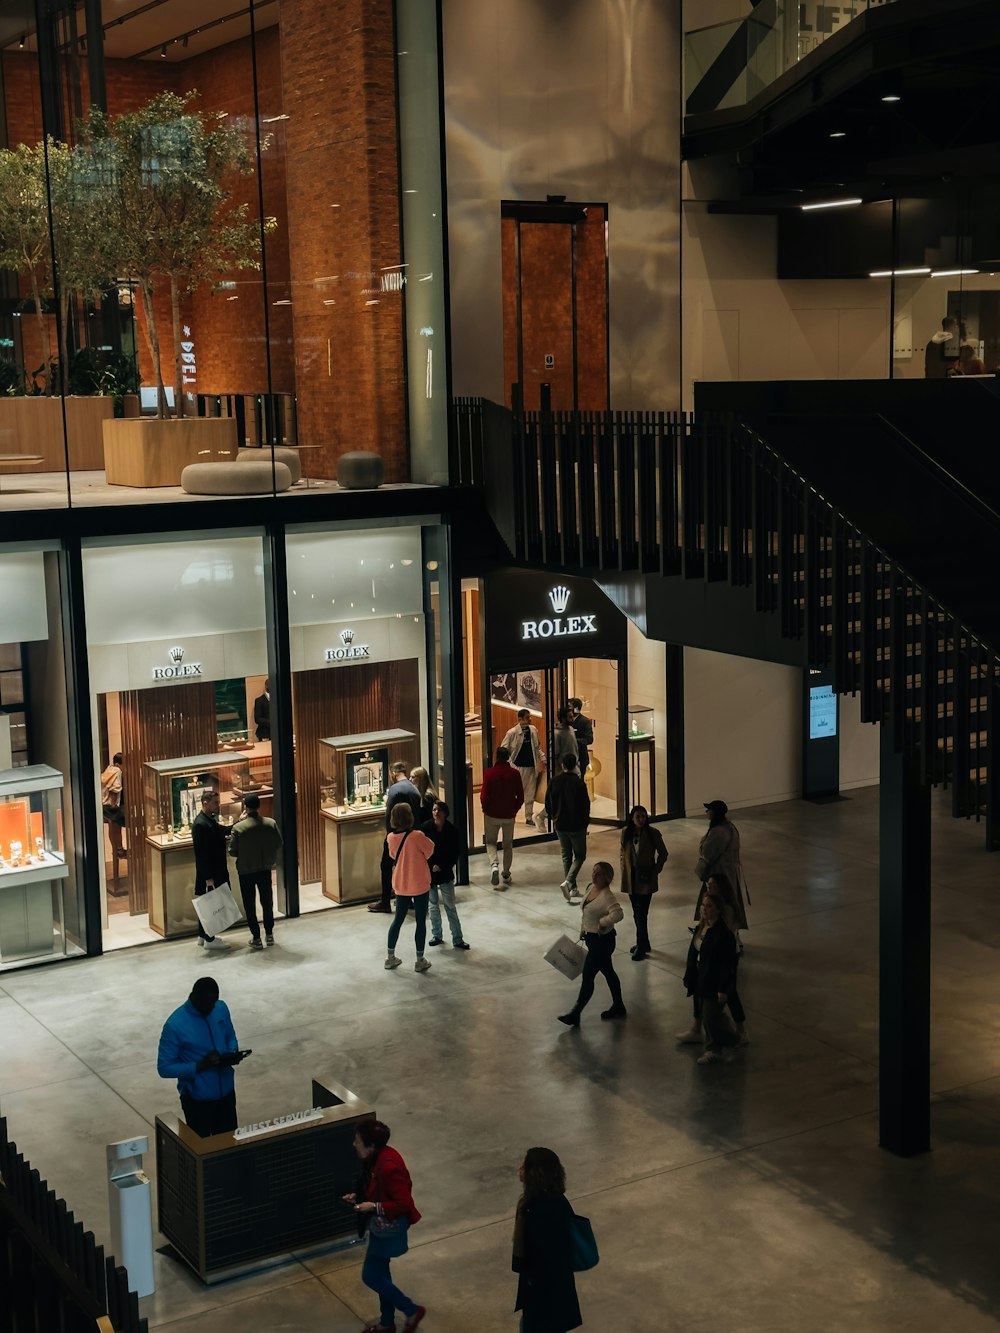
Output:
[453, 395, 1000, 848]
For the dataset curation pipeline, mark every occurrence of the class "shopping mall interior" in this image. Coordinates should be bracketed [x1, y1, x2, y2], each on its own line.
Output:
[2, 0, 1000, 1329]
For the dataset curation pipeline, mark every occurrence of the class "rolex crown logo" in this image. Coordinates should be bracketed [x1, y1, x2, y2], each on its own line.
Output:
[548, 585, 571, 615]
[340, 628, 355, 646]
[168, 646, 185, 664]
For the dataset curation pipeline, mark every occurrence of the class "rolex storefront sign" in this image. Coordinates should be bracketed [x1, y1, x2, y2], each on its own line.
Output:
[325, 628, 371, 662]
[486, 570, 626, 669]
[153, 645, 205, 680]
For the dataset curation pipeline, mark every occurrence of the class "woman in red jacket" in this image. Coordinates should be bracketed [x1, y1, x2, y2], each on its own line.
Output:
[344, 1119, 425, 1333]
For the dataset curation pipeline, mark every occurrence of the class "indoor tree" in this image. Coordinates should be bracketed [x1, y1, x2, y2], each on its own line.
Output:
[80, 90, 274, 418]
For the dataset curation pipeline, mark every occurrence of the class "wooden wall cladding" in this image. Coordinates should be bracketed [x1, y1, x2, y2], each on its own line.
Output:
[118, 683, 217, 913]
[292, 661, 421, 884]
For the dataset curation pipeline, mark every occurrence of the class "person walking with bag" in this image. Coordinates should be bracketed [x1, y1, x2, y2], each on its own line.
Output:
[384, 805, 436, 973]
[512, 1146, 582, 1333]
[619, 805, 668, 962]
[344, 1119, 426, 1333]
[558, 861, 626, 1026]
[192, 789, 232, 952]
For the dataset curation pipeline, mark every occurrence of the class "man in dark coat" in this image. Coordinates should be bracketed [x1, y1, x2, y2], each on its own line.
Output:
[192, 790, 233, 950]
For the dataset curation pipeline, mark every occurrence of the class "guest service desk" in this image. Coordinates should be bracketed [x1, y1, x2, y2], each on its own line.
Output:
[156, 1076, 374, 1282]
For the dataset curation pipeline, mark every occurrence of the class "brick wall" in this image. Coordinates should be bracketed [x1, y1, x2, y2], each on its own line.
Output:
[279, 0, 407, 480]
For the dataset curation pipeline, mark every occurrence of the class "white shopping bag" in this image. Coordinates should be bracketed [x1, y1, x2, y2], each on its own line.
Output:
[544, 933, 587, 981]
[193, 882, 242, 936]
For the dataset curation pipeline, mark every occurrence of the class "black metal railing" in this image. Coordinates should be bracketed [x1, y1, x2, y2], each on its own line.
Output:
[0, 1117, 148, 1333]
[451, 398, 1000, 848]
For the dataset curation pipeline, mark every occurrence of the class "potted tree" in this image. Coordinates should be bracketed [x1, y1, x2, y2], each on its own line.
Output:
[84, 91, 274, 486]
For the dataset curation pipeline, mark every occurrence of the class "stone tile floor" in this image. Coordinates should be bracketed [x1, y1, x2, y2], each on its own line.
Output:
[2, 786, 1000, 1331]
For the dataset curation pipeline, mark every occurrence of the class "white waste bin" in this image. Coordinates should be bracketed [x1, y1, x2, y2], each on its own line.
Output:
[106, 1137, 155, 1298]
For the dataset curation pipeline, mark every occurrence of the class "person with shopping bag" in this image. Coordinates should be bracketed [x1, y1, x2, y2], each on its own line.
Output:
[192, 789, 235, 951]
[557, 861, 626, 1026]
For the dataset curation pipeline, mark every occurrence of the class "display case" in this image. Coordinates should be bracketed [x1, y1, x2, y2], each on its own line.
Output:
[143, 752, 251, 938]
[318, 729, 415, 904]
[0, 765, 67, 963]
[627, 705, 654, 740]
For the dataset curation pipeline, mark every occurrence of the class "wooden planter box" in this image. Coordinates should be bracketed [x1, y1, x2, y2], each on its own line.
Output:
[0, 395, 114, 471]
[103, 417, 239, 487]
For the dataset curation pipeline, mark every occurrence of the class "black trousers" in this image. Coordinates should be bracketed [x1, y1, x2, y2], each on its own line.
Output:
[573, 931, 623, 1014]
[378, 842, 393, 908]
[239, 869, 274, 939]
[630, 893, 652, 952]
[181, 1089, 238, 1138]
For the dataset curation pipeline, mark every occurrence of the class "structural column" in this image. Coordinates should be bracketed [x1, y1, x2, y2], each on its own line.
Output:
[878, 723, 931, 1156]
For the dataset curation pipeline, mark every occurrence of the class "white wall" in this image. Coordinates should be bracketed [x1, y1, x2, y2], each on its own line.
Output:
[683, 646, 801, 813]
[682, 205, 891, 409]
[839, 690, 879, 791]
[443, 0, 682, 408]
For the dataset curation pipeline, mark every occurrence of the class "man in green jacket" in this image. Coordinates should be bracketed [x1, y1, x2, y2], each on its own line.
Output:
[228, 794, 283, 950]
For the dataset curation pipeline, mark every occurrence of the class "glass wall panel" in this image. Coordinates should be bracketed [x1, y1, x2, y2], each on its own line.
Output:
[81, 532, 272, 950]
[285, 523, 435, 911]
[0, 545, 83, 969]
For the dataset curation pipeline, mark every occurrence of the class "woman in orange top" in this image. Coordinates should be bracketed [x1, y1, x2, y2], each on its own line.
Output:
[384, 804, 436, 973]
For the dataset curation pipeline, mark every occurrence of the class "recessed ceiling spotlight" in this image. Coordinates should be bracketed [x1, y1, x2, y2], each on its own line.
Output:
[829, 130, 846, 138]
[801, 197, 863, 211]
[160, 44, 167, 58]
[881, 94, 901, 103]
[18, 34, 25, 48]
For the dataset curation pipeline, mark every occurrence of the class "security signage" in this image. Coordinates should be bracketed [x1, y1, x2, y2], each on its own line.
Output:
[324, 628, 372, 662]
[486, 570, 626, 670]
[152, 645, 203, 681]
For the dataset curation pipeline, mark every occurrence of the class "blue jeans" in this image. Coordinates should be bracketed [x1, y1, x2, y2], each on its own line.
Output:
[557, 829, 587, 888]
[428, 880, 465, 944]
[362, 1241, 417, 1325]
[387, 892, 429, 953]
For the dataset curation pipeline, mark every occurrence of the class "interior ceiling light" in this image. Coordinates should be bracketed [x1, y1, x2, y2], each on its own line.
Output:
[868, 267, 931, 278]
[829, 130, 846, 138]
[160, 44, 167, 58]
[881, 94, 901, 103]
[801, 197, 862, 211]
[931, 269, 979, 277]
[18, 34, 25, 47]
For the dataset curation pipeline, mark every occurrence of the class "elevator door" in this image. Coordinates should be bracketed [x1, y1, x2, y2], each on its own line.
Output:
[500, 200, 609, 413]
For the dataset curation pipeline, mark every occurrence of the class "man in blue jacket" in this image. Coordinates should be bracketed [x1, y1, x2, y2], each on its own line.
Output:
[157, 977, 244, 1137]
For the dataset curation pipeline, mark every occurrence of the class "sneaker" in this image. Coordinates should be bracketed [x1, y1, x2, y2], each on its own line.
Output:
[676, 1028, 703, 1044]
[696, 1050, 721, 1065]
[560, 880, 573, 902]
[265, 933, 275, 946]
[414, 957, 432, 973]
[525, 817, 535, 827]
[250, 938, 264, 950]
[569, 889, 582, 902]
[490, 864, 500, 886]
[428, 936, 443, 947]
[384, 955, 402, 970]
[196, 937, 205, 947]
[203, 936, 229, 951]
[453, 941, 471, 950]
[501, 872, 512, 885]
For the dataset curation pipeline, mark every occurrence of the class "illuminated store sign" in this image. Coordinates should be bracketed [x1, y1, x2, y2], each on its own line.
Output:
[324, 628, 372, 662]
[152, 645, 203, 680]
[521, 586, 598, 641]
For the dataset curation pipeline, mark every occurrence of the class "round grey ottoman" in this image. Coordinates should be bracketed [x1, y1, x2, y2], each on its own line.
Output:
[337, 451, 384, 489]
[181, 460, 292, 495]
[237, 446, 302, 486]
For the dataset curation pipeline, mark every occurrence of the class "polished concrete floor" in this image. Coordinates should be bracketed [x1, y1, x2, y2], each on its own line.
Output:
[2, 786, 1000, 1332]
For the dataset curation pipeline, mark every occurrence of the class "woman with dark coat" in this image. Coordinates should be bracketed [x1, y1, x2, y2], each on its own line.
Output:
[512, 1146, 582, 1332]
[680, 895, 741, 1065]
[344, 1119, 426, 1333]
[619, 805, 668, 961]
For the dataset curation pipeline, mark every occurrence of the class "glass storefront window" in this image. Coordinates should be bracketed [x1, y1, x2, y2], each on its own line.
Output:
[81, 532, 272, 950]
[0, 545, 84, 969]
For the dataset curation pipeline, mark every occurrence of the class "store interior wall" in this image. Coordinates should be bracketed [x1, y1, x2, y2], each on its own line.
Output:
[626, 621, 667, 815]
[683, 645, 801, 813]
[443, 0, 682, 409]
[569, 656, 619, 808]
[681, 205, 891, 410]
